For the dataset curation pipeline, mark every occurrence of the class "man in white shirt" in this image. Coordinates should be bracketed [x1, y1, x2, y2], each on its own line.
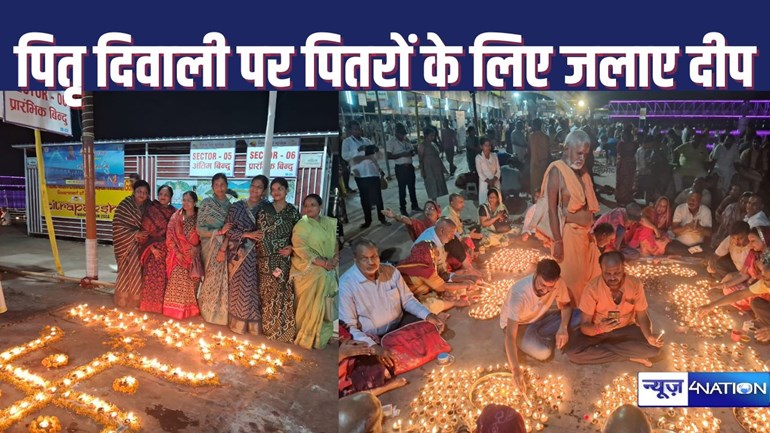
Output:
[666, 191, 713, 256]
[708, 221, 750, 279]
[342, 121, 389, 229]
[339, 239, 445, 368]
[745, 194, 770, 228]
[509, 120, 528, 160]
[501, 259, 576, 393]
[386, 123, 420, 216]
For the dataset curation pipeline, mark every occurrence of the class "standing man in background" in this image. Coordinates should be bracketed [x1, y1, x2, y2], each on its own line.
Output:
[386, 123, 421, 216]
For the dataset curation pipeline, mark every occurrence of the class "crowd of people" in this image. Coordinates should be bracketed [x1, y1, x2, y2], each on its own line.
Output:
[337, 114, 770, 433]
[112, 174, 338, 350]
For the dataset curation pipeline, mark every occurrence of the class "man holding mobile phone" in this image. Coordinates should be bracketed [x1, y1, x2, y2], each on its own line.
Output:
[565, 251, 663, 367]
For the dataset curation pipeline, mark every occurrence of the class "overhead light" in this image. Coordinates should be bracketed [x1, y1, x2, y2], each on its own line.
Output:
[398, 91, 404, 108]
[513, 92, 521, 99]
[345, 91, 353, 105]
[578, 100, 586, 107]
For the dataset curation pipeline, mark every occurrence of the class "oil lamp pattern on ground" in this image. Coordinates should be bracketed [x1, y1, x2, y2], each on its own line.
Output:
[398, 366, 564, 433]
[0, 305, 300, 432]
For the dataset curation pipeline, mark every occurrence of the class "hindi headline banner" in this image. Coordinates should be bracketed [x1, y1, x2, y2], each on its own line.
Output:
[1, 6, 768, 102]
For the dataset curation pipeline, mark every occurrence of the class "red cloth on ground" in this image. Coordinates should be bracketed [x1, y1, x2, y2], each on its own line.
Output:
[381, 321, 451, 375]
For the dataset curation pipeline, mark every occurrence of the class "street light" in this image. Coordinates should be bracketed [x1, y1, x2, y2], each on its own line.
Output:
[578, 100, 586, 108]
[513, 92, 521, 99]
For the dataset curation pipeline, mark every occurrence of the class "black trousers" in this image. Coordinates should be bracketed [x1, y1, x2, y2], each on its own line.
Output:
[445, 147, 456, 175]
[709, 253, 738, 279]
[395, 164, 419, 212]
[565, 325, 661, 365]
[751, 297, 770, 327]
[665, 239, 708, 258]
[341, 159, 353, 191]
[354, 176, 385, 224]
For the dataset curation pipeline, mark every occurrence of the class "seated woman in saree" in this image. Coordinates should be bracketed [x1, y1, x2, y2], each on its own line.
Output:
[397, 240, 473, 315]
[381, 200, 441, 241]
[113, 180, 151, 309]
[700, 226, 770, 312]
[139, 185, 176, 313]
[338, 324, 407, 398]
[164, 191, 202, 319]
[257, 177, 302, 342]
[292, 194, 339, 350]
[196, 173, 233, 326]
[478, 188, 512, 247]
[629, 196, 672, 257]
[225, 175, 268, 335]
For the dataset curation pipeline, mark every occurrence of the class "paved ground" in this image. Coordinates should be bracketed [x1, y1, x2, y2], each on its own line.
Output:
[0, 225, 336, 433]
[340, 152, 770, 433]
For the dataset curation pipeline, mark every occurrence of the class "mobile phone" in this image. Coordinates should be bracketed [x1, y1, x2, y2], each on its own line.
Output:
[608, 311, 620, 321]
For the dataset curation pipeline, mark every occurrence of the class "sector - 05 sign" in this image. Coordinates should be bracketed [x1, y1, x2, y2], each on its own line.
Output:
[245, 137, 300, 177]
[2, 90, 72, 136]
[638, 372, 770, 408]
[189, 140, 235, 177]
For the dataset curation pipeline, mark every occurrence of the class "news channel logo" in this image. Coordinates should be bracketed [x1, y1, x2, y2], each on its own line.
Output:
[638, 372, 770, 407]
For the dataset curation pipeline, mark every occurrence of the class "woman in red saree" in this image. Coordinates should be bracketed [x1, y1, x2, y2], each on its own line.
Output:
[139, 185, 176, 313]
[164, 191, 202, 319]
[381, 200, 440, 241]
[630, 196, 672, 256]
[113, 180, 150, 308]
[338, 325, 406, 398]
[396, 240, 472, 314]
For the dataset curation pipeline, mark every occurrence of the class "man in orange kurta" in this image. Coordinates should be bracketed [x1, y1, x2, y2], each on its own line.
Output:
[534, 130, 601, 307]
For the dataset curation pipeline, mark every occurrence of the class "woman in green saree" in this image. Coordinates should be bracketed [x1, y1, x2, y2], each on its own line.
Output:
[291, 194, 339, 349]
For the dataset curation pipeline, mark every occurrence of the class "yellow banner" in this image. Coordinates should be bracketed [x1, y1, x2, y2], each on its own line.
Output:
[46, 186, 131, 221]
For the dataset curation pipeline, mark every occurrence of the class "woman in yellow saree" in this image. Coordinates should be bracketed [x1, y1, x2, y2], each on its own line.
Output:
[291, 194, 339, 350]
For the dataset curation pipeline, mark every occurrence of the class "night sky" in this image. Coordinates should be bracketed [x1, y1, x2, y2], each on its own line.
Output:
[0, 91, 340, 176]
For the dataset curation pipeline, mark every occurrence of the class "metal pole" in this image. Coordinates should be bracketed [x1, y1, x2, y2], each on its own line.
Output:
[414, 92, 421, 141]
[81, 92, 98, 280]
[374, 90, 391, 178]
[34, 130, 64, 275]
[471, 91, 480, 134]
[262, 91, 277, 177]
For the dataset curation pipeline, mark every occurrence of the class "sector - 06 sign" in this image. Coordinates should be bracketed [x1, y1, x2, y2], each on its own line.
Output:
[638, 372, 770, 408]
[2, 90, 72, 136]
[245, 137, 300, 177]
